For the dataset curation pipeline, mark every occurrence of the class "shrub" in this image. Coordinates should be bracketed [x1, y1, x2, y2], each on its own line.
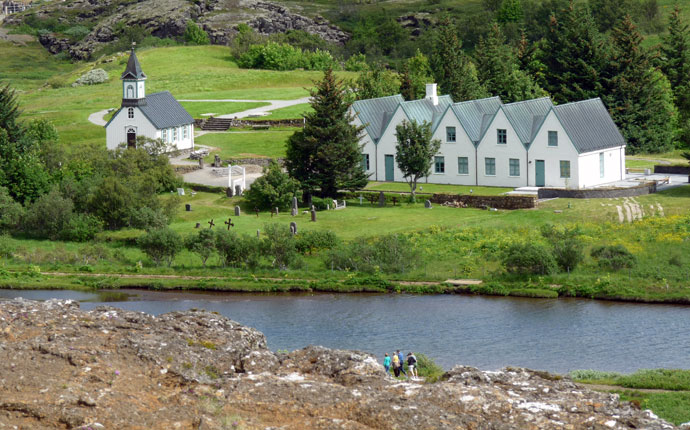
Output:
[509, 288, 559, 298]
[324, 234, 419, 274]
[61, 213, 103, 242]
[295, 230, 340, 255]
[215, 230, 261, 269]
[0, 234, 14, 259]
[310, 196, 330, 211]
[184, 20, 209, 45]
[0, 186, 23, 232]
[78, 243, 111, 265]
[64, 25, 90, 41]
[540, 224, 584, 272]
[344, 53, 368, 72]
[501, 242, 558, 275]
[185, 229, 216, 267]
[415, 353, 444, 383]
[73, 68, 108, 87]
[262, 223, 299, 269]
[243, 161, 301, 211]
[128, 206, 169, 231]
[591, 245, 636, 270]
[137, 228, 183, 267]
[23, 189, 74, 240]
[237, 41, 336, 71]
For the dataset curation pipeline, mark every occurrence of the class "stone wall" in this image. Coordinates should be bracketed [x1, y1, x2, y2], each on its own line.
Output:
[223, 157, 284, 167]
[172, 164, 202, 174]
[654, 165, 690, 174]
[431, 194, 537, 209]
[537, 182, 657, 199]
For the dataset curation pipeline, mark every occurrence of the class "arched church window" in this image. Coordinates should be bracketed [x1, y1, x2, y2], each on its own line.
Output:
[126, 85, 134, 99]
[128, 108, 134, 119]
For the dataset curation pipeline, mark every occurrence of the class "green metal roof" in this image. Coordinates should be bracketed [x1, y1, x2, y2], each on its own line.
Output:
[553, 98, 626, 153]
[352, 94, 405, 142]
[502, 97, 553, 144]
[450, 96, 503, 143]
[399, 95, 453, 130]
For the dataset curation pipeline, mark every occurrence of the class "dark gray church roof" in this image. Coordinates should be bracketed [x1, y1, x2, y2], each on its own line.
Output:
[352, 94, 405, 142]
[554, 98, 626, 153]
[121, 48, 146, 80]
[138, 91, 194, 128]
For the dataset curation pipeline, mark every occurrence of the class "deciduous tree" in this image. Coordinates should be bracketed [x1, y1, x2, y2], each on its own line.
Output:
[394, 120, 441, 202]
[244, 160, 301, 210]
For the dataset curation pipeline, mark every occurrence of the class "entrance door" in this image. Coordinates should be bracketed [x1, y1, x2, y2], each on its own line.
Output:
[127, 128, 136, 149]
[535, 160, 545, 187]
[385, 154, 394, 181]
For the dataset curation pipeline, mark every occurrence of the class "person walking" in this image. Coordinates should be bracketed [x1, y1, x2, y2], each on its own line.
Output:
[391, 352, 401, 377]
[407, 352, 418, 379]
[383, 353, 391, 375]
[396, 350, 407, 378]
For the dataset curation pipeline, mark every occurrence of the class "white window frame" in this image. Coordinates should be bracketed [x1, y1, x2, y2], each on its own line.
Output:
[183, 125, 188, 140]
[599, 152, 605, 178]
[128, 107, 134, 119]
[457, 156, 469, 175]
[434, 156, 445, 174]
[173, 127, 178, 142]
[548, 130, 558, 147]
[509, 158, 520, 177]
[485, 157, 496, 176]
[446, 126, 456, 143]
[560, 160, 571, 179]
[497, 129, 507, 145]
[162, 129, 167, 142]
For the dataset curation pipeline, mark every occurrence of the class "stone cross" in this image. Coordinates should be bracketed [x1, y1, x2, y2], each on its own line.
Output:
[290, 222, 297, 235]
[359, 195, 364, 205]
[208, 219, 215, 228]
[378, 191, 385, 207]
[235, 206, 241, 216]
[224, 218, 234, 230]
[310, 209, 316, 222]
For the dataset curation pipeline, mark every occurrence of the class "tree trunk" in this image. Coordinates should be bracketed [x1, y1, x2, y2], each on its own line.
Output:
[410, 179, 417, 203]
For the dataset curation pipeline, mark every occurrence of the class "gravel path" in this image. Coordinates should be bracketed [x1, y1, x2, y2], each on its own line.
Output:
[88, 109, 110, 126]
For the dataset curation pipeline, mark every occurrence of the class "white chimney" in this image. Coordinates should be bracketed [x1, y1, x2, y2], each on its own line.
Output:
[425, 83, 438, 106]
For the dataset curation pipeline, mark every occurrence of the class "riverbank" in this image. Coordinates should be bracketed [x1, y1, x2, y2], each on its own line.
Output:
[0, 298, 679, 429]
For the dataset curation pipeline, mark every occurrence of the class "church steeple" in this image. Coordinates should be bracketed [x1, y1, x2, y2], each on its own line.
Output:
[121, 42, 147, 107]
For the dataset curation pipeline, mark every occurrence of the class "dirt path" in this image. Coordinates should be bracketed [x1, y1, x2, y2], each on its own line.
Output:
[578, 383, 680, 394]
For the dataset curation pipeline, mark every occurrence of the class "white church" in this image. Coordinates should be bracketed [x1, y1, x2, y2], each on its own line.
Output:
[105, 45, 194, 151]
[352, 84, 627, 189]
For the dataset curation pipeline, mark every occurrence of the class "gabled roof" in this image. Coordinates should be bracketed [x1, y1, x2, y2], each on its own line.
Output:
[121, 48, 146, 80]
[352, 94, 405, 142]
[139, 91, 193, 128]
[502, 97, 553, 144]
[399, 95, 453, 131]
[553, 98, 626, 153]
[450, 96, 503, 143]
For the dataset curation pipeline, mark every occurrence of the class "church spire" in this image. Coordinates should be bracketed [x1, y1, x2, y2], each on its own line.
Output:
[121, 42, 146, 80]
[121, 42, 147, 107]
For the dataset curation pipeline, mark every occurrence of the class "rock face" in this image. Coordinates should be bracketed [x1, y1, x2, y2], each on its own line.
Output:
[5, 0, 349, 59]
[0, 298, 677, 429]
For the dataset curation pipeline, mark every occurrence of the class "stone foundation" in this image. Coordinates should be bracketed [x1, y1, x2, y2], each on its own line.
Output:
[431, 194, 537, 210]
[538, 182, 657, 199]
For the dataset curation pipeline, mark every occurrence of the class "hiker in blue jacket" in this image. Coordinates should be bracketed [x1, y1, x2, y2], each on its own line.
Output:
[396, 350, 407, 377]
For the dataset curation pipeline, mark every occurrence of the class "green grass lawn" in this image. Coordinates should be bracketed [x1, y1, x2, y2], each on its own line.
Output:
[626, 149, 688, 169]
[195, 130, 294, 159]
[180, 101, 270, 118]
[245, 103, 313, 121]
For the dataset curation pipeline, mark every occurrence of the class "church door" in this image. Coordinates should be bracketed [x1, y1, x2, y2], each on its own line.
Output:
[127, 128, 136, 149]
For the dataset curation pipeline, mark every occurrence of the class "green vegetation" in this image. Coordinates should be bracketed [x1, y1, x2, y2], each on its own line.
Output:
[571, 368, 690, 425]
[194, 130, 293, 159]
[179, 102, 270, 119]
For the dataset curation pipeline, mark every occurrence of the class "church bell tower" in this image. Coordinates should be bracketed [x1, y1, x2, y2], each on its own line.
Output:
[121, 42, 147, 107]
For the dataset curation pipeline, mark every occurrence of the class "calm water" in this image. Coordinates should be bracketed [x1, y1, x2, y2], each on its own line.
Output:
[1, 289, 689, 374]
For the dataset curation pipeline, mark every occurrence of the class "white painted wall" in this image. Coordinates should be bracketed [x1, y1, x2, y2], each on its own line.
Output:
[476, 108, 526, 187]
[427, 109, 477, 185]
[106, 108, 194, 151]
[527, 110, 579, 188]
[375, 106, 409, 182]
[354, 116, 377, 181]
[577, 146, 625, 188]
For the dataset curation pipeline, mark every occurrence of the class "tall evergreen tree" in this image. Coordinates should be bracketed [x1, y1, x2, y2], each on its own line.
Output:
[430, 16, 487, 101]
[285, 69, 368, 199]
[604, 15, 675, 154]
[661, 5, 690, 146]
[399, 64, 415, 101]
[541, 1, 607, 104]
[475, 23, 546, 102]
[0, 84, 22, 143]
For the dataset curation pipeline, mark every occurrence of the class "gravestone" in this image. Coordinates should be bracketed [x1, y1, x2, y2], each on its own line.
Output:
[311, 205, 316, 211]
[214, 154, 221, 167]
[358, 195, 363, 205]
[424, 200, 432, 209]
[194, 223, 201, 228]
[392, 196, 398, 206]
[235, 206, 241, 216]
[235, 185, 242, 196]
[291, 207, 298, 216]
[292, 197, 298, 210]
[311, 209, 316, 222]
[378, 191, 385, 207]
[198, 158, 204, 168]
[224, 218, 234, 229]
[208, 219, 215, 228]
[257, 229, 260, 239]
[327, 204, 330, 210]
[226, 187, 233, 197]
[275, 207, 279, 216]
[290, 222, 297, 235]
[177, 188, 185, 196]
[255, 207, 260, 217]
[185, 204, 191, 212]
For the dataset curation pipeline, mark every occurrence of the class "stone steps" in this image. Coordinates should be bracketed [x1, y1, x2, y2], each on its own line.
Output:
[200, 118, 233, 131]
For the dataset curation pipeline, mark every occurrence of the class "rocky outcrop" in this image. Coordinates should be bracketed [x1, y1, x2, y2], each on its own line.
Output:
[0, 298, 677, 429]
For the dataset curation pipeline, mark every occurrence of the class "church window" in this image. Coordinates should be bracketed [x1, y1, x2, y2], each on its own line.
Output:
[128, 108, 134, 119]
[173, 127, 178, 141]
[162, 129, 167, 142]
[183, 125, 188, 140]
[126, 84, 134, 99]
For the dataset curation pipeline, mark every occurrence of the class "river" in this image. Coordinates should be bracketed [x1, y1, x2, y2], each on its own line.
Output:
[1, 289, 688, 374]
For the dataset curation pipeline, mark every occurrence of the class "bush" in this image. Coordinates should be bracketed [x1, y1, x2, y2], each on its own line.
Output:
[64, 25, 90, 41]
[0, 186, 23, 232]
[184, 20, 209, 45]
[295, 230, 340, 255]
[540, 224, 584, 272]
[310, 196, 331, 211]
[262, 223, 299, 270]
[415, 353, 444, 383]
[73, 69, 108, 87]
[61, 213, 103, 242]
[0, 234, 15, 259]
[22, 189, 74, 240]
[501, 242, 558, 275]
[243, 161, 301, 211]
[591, 245, 636, 270]
[137, 228, 183, 267]
[215, 230, 261, 269]
[185, 229, 216, 267]
[344, 53, 368, 72]
[324, 234, 419, 274]
[237, 41, 337, 71]
[128, 206, 169, 231]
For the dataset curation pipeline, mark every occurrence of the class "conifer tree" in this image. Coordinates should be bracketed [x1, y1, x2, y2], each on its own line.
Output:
[475, 23, 546, 102]
[661, 5, 690, 146]
[399, 64, 415, 101]
[430, 16, 487, 102]
[541, 2, 607, 104]
[285, 69, 368, 199]
[604, 15, 675, 154]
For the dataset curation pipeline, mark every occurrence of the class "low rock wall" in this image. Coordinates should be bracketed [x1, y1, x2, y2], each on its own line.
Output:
[654, 165, 690, 174]
[431, 194, 537, 209]
[537, 182, 657, 199]
[223, 157, 284, 167]
[172, 165, 202, 174]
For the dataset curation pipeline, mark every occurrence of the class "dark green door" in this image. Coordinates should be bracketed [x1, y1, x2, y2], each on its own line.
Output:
[385, 154, 394, 181]
[535, 160, 545, 187]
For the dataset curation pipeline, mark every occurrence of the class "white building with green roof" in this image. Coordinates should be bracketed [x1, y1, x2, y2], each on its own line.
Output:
[351, 85, 626, 189]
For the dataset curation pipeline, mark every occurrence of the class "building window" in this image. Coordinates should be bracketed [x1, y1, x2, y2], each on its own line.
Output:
[126, 84, 134, 99]
[600, 152, 605, 178]
[509, 158, 520, 176]
[173, 127, 178, 142]
[434, 156, 445, 174]
[548, 130, 558, 147]
[362, 153, 370, 171]
[128, 107, 134, 119]
[162, 129, 167, 142]
[183, 125, 188, 140]
[560, 160, 571, 178]
[446, 127, 456, 143]
[457, 157, 469, 175]
[485, 157, 496, 176]
[497, 129, 507, 144]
